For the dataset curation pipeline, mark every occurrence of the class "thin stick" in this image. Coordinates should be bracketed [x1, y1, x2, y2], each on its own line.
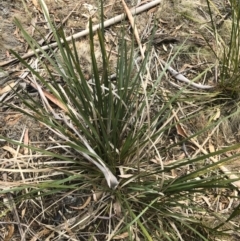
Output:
[121, 0, 145, 58]
[160, 59, 214, 90]
[0, 0, 162, 67]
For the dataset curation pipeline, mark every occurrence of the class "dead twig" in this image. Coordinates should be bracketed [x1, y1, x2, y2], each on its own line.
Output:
[121, 0, 145, 58]
[0, 0, 162, 67]
[160, 59, 215, 90]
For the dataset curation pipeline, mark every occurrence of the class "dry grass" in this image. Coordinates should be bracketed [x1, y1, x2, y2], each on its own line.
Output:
[1, 0, 240, 240]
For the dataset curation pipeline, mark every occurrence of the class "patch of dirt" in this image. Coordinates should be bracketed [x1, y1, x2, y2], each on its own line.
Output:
[0, 0, 26, 60]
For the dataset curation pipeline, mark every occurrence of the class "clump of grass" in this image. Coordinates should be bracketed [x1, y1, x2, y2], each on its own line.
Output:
[206, 0, 240, 98]
[1, 0, 240, 240]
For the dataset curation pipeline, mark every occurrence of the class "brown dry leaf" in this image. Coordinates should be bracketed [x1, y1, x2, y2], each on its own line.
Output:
[113, 200, 122, 217]
[0, 82, 17, 95]
[23, 128, 29, 155]
[4, 224, 14, 241]
[41, 89, 68, 112]
[30, 82, 68, 112]
[113, 232, 129, 239]
[93, 190, 103, 201]
[176, 123, 188, 138]
[121, 0, 145, 58]
[4, 113, 22, 126]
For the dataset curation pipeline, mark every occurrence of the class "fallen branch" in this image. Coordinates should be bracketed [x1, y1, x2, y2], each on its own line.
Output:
[0, 0, 162, 67]
[160, 59, 214, 90]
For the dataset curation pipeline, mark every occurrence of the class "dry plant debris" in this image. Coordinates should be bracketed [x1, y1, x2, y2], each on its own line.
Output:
[0, 0, 240, 240]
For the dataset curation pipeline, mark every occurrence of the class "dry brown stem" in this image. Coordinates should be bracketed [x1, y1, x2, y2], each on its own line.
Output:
[0, 0, 162, 67]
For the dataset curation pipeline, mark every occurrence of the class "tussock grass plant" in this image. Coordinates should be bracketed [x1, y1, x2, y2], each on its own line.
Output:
[206, 0, 240, 98]
[1, 0, 240, 240]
